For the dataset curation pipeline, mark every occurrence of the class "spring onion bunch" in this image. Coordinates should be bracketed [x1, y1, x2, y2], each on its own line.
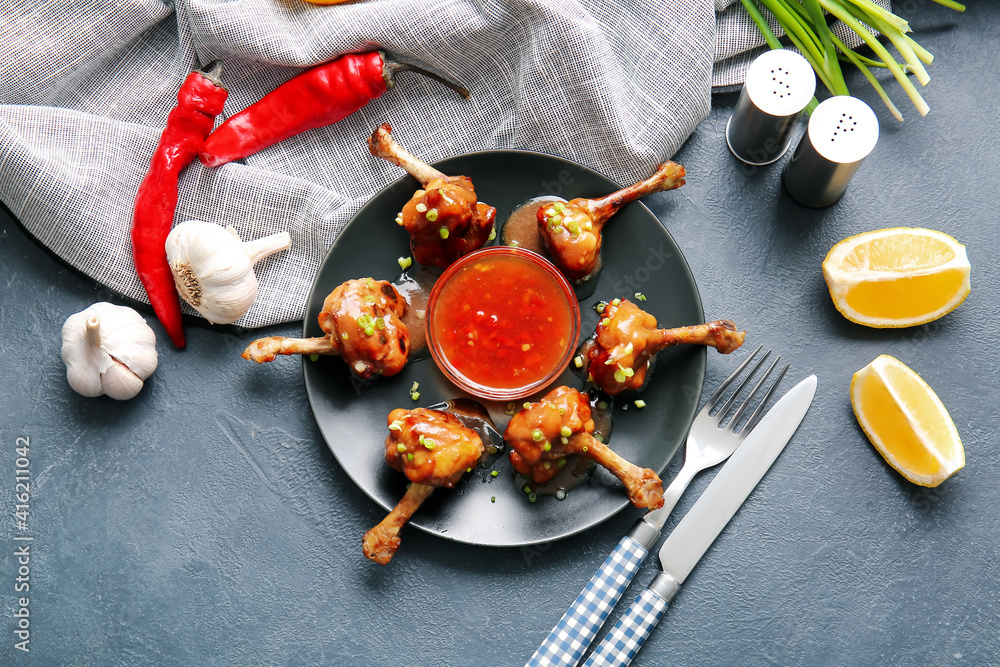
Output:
[738, 0, 966, 120]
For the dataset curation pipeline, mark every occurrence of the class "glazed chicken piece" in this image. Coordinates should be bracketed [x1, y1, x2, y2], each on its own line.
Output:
[363, 408, 485, 565]
[241, 278, 409, 380]
[586, 299, 745, 396]
[504, 386, 664, 510]
[537, 162, 685, 282]
[369, 123, 496, 268]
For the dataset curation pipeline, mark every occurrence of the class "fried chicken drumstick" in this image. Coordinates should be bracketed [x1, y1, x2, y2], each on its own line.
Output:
[241, 278, 409, 380]
[537, 162, 685, 282]
[504, 386, 664, 509]
[369, 124, 496, 268]
[586, 299, 746, 395]
[363, 408, 485, 565]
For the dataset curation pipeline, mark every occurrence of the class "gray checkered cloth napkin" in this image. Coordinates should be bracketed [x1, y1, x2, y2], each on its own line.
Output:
[0, 0, 886, 329]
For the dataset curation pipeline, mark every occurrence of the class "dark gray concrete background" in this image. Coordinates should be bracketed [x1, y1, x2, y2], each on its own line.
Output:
[2, 3, 998, 664]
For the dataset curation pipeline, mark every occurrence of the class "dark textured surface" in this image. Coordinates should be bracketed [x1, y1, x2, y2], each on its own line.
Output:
[2, 3, 998, 664]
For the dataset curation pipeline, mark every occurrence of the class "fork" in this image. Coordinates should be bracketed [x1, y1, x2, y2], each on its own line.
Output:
[526, 345, 788, 667]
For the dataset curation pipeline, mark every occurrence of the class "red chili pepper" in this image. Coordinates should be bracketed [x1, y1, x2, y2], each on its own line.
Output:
[198, 51, 468, 168]
[132, 62, 228, 348]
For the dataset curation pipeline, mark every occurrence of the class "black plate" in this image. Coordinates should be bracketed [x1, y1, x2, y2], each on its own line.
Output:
[302, 150, 705, 547]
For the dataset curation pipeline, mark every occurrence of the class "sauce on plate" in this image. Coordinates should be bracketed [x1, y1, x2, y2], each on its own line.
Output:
[427, 247, 580, 399]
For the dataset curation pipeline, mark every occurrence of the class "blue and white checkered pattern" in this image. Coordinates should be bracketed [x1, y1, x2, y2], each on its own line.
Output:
[527, 536, 648, 667]
[581, 589, 670, 667]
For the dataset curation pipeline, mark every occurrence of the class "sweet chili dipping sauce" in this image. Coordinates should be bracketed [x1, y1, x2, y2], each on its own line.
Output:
[427, 247, 580, 400]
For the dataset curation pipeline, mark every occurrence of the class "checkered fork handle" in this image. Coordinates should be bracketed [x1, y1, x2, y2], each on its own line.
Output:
[581, 588, 670, 667]
[527, 536, 648, 667]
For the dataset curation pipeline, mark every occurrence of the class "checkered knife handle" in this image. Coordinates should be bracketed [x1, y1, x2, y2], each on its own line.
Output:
[526, 536, 648, 667]
[581, 588, 669, 667]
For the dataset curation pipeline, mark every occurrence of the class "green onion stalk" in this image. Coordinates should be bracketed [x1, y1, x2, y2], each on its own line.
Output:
[737, 0, 965, 120]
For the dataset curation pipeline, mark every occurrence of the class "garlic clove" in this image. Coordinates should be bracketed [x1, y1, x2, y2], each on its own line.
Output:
[100, 360, 146, 401]
[94, 308, 159, 379]
[166, 220, 291, 325]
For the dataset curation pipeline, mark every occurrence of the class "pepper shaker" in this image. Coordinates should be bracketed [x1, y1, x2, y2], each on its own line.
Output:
[726, 49, 816, 166]
[782, 96, 879, 207]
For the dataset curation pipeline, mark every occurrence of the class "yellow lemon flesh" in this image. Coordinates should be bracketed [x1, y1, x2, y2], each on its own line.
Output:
[851, 355, 964, 487]
[823, 227, 970, 328]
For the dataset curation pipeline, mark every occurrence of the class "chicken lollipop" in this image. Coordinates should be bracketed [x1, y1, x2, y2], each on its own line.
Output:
[241, 278, 409, 380]
[504, 386, 663, 509]
[363, 408, 485, 565]
[369, 123, 496, 268]
[537, 162, 685, 282]
[586, 298, 746, 396]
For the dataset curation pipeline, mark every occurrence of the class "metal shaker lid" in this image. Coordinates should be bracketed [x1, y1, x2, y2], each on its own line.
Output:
[745, 49, 817, 117]
[806, 95, 880, 164]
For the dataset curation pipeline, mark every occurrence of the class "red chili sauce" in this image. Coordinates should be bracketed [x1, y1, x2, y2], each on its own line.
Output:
[429, 248, 579, 397]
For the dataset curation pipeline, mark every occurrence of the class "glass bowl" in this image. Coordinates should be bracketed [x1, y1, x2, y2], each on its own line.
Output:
[426, 246, 581, 401]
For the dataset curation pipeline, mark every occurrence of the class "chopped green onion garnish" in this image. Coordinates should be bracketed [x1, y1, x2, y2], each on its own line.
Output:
[635, 400, 647, 409]
[542, 442, 552, 452]
[308, 354, 319, 362]
[426, 208, 439, 222]
[439, 226, 449, 239]
[397, 443, 406, 453]
[415, 203, 427, 213]
[574, 355, 584, 368]
[560, 426, 572, 437]
[532, 429, 544, 442]
[491, 470, 499, 478]
[635, 292, 646, 302]
[398, 256, 413, 270]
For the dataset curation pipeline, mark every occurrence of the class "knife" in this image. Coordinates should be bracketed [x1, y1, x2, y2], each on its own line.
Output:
[581, 374, 817, 667]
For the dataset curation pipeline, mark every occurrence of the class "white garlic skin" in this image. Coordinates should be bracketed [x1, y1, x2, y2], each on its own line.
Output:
[60, 302, 158, 400]
[165, 220, 291, 325]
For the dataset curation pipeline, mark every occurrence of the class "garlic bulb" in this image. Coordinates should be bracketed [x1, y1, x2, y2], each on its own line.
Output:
[165, 220, 291, 325]
[60, 302, 158, 400]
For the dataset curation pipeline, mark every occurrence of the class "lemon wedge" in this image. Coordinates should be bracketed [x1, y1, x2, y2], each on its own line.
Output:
[823, 227, 970, 327]
[851, 355, 964, 487]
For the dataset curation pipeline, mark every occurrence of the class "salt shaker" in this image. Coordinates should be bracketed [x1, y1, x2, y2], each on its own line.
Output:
[726, 49, 816, 165]
[782, 95, 879, 208]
